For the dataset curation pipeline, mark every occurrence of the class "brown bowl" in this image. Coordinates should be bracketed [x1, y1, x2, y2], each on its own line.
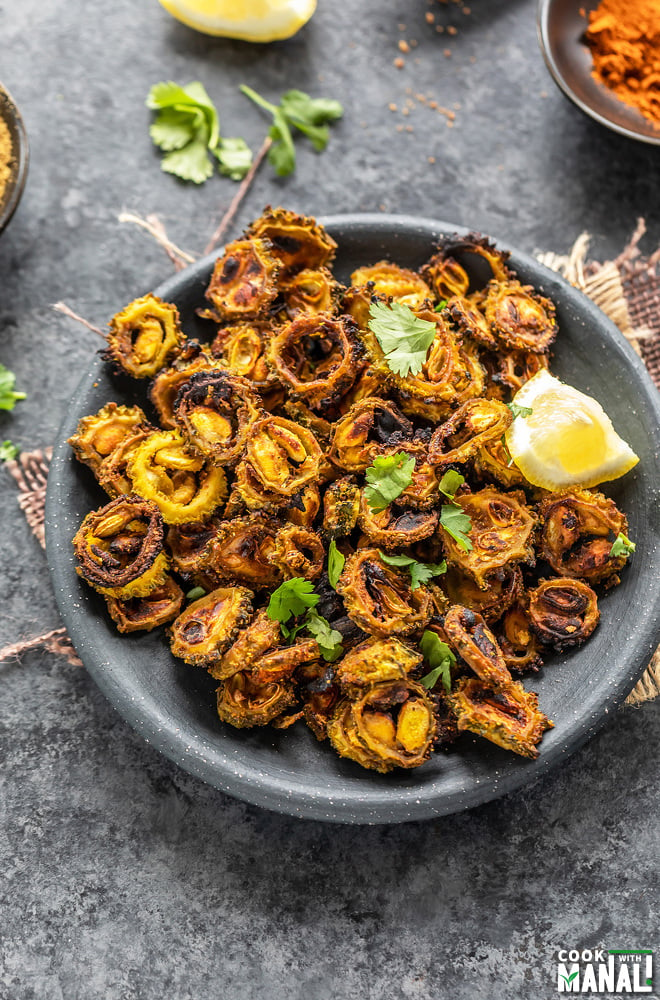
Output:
[0, 83, 29, 234]
[537, 0, 660, 145]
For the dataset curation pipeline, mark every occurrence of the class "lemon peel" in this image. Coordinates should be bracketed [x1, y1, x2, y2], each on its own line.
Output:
[505, 370, 639, 490]
[158, 0, 317, 42]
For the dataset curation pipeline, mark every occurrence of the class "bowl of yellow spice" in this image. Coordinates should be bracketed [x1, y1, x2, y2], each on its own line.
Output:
[0, 83, 28, 234]
[538, 0, 660, 145]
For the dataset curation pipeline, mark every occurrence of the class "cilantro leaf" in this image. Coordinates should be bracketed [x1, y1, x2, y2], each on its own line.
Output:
[419, 630, 456, 694]
[440, 502, 473, 551]
[185, 586, 206, 601]
[434, 299, 448, 312]
[150, 107, 200, 151]
[437, 469, 465, 500]
[214, 137, 252, 180]
[304, 610, 344, 662]
[327, 539, 345, 590]
[610, 533, 636, 558]
[268, 110, 297, 177]
[0, 365, 26, 411]
[364, 452, 416, 513]
[147, 80, 219, 147]
[0, 439, 19, 462]
[279, 90, 343, 126]
[508, 402, 533, 419]
[379, 551, 446, 590]
[267, 578, 319, 624]
[161, 137, 214, 184]
[367, 300, 436, 377]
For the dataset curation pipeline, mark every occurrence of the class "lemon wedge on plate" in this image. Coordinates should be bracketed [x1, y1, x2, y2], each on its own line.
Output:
[505, 369, 639, 490]
[158, 0, 317, 41]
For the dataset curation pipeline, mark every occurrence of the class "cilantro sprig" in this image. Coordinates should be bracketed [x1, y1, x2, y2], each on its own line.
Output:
[185, 586, 206, 602]
[508, 402, 533, 419]
[440, 502, 473, 552]
[610, 533, 636, 558]
[379, 551, 447, 591]
[437, 469, 465, 500]
[327, 539, 345, 590]
[364, 452, 416, 513]
[266, 578, 342, 661]
[304, 610, 344, 662]
[240, 86, 343, 177]
[0, 440, 19, 462]
[0, 364, 27, 411]
[367, 301, 437, 378]
[419, 630, 456, 694]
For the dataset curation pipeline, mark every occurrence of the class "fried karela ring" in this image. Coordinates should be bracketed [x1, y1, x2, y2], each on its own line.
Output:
[106, 295, 185, 378]
[166, 518, 221, 578]
[204, 238, 281, 321]
[443, 565, 522, 624]
[210, 321, 278, 390]
[105, 576, 184, 633]
[481, 347, 549, 402]
[172, 369, 261, 466]
[127, 429, 227, 524]
[337, 547, 433, 636]
[97, 425, 155, 497]
[200, 515, 281, 588]
[245, 415, 323, 496]
[169, 586, 253, 666]
[428, 398, 512, 467]
[281, 267, 342, 319]
[267, 524, 325, 581]
[444, 605, 512, 687]
[496, 600, 544, 673]
[148, 344, 222, 430]
[246, 206, 337, 277]
[445, 295, 497, 350]
[268, 313, 363, 408]
[211, 610, 319, 683]
[357, 492, 438, 550]
[439, 487, 537, 587]
[335, 636, 422, 694]
[528, 578, 600, 650]
[284, 483, 321, 528]
[448, 677, 553, 759]
[483, 279, 557, 354]
[539, 488, 628, 586]
[322, 476, 361, 539]
[329, 397, 413, 472]
[68, 403, 151, 477]
[350, 261, 432, 309]
[420, 253, 471, 300]
[473, 434, 527, 489]
[72, 493, 168, 598]
[216, 672, 298, 728]
[424, 234, 511, 289]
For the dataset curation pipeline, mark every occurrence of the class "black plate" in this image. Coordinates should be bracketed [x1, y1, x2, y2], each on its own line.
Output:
[46, 214, 660, 824]
[537, 0, 660, 145]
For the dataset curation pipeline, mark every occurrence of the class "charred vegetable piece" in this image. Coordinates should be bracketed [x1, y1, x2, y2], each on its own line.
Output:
[539, 488, 628, 586]
[444, 605, 512, 687]
[73, 493, 168, 598]
[232, 459, 291, 513]
[497, 600, 544, 673]
[106, 295, 185, 378]
[443, 565, 522, 624]
[166, 518, 221, 578]
[281, 267, 341, 319]
[528, 578, 599, 650]
[245, 415, 323, 496]
[298, 659, 340, 740]
[329, 397, 413, 472]
[446, 295, 497, 350]
[211, 609, 319, 682]
[335, 636, 422, 693]
[483, 279, 557, 354]
[205, 238, 280, 320]
[173, 369, 261, 466]
[210, 321, 277, 390]
[357, 491, 438, 550]
[481, 347, 549, 402]
[201, 515, 281, 588]
[216, 671, 298, 728]
[351, 261, 432, 309]
[424, 234, 511, 289]
[127, 429, 227, 524]
[268, 524, 325, 581]
[148, 344, 222, 429]
[322, 476, 361, 538]
[283, 483, 321, 528]
[448, 677, 553, 759]
[169, 585, 253, 666]
[421, 253, 471, 300]
[246, 206, 337, 277]
[268, 313, 362, 408]
[337, 547, 433, 636]
[473, 434, 527, 489]
[439, 487, 536, 588]
[97, 425, 155, 497]
[428, 398, 512, 466]
[68, 403, 150, 476]
[105, 576, 184, 633]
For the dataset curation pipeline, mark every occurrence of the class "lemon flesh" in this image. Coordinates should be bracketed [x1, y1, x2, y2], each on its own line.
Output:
[158, 0, 317, 41]
[505, 370, 639, 490]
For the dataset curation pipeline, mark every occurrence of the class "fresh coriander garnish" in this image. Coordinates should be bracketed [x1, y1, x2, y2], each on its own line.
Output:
[434, 299, 448, 312]
[610, 533, 636, 558]
[147, 80, 252, 184]
[304, 610, 344, 662]
[419, 630, 456, 694]
[379, 551, 447, 590]
[239, 85, 343, 177]
[367, 300, 436, 378]
[267, 578, 319, 623]
[185, 586, 207, 601]
[440, 502, 473, 551]
[0, 440, 19, 462]
[0, 365, 27, 411]
[507, 402, 533, 419]
[327, 539, 345, 590]
[364, 452, 416, 513]
[437, 469, 465, 500]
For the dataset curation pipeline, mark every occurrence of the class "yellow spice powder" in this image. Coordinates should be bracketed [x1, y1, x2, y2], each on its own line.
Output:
[0, 115, 14, 202]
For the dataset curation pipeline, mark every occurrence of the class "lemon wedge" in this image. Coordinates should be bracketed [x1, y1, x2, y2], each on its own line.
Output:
[158, 0, 317, 41]
[505, 370, 639, 490]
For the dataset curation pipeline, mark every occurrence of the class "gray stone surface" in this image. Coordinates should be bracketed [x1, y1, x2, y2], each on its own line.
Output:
[0, 0, 658, 997]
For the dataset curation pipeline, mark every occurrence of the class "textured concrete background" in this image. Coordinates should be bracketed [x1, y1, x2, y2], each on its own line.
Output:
[0, 0, 658, 997]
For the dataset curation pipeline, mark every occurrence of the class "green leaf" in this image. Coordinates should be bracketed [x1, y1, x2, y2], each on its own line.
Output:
[437, 469, 465, 500]
[304, 610, 343, 662]
[161, 137, 214, 184]
[440, 502, 473, 551]
[419, 630, 456, 693]
[279, 89, 344, 126]
[214, 136, 253, 180]
[434, 299, 448, 312]
[610, 532, 636, 558]
[327, 539, 345, 590]
[185, 586, 206, 601]
[149, 107, 198, 151]
[0, 365, 26, 411]
[267, 577, 319, 624]
[268, 111, 297, 177]
[364, 452, 416, 513]
[239, 83, 278, 116]
[147, 80, 219, 148]
[378, 551, 446, 590]
[367, 300, 436, 377]
[0, 439, 19, 462]
[508, 402, 533, 419]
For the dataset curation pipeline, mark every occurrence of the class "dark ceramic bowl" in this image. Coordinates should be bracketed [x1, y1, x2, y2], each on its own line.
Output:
[0, 83, 28, 233]
[537, 0, 660, 145]
[45, 214, 660, 824]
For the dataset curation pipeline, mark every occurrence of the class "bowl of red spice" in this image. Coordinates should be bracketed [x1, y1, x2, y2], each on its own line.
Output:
[538, 0, 660, 145]
[0, 83, 29, 234]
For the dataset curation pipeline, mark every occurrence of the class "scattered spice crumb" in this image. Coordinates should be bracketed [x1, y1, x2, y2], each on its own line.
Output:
[405, 86, 413, 95]
[405, 125, 414, 132]
[389, 102, 398, 112]
[402, 107, 410, 116]
[436, 24, 445, 32]
[409, 39, 418, 48]
[426, 11, 435, 23]
[379, 203, 387, 211]
[394, 57, 405, 69]
[428, 155, 436, 164]
[396, 124, 404, 132]
[398, 39, 410, 53]
[469, 55, 476, 63]
[398, 22, 406, 30]
[444, 48, 452, 57]
[446, 119, 454, 127]
[540, 91, 548, 98]
[447, 25, 458, 35]
[463, 5, 471, 13]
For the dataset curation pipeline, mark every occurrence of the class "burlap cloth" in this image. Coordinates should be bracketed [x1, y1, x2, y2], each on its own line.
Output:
[3, 222, 659, 706]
